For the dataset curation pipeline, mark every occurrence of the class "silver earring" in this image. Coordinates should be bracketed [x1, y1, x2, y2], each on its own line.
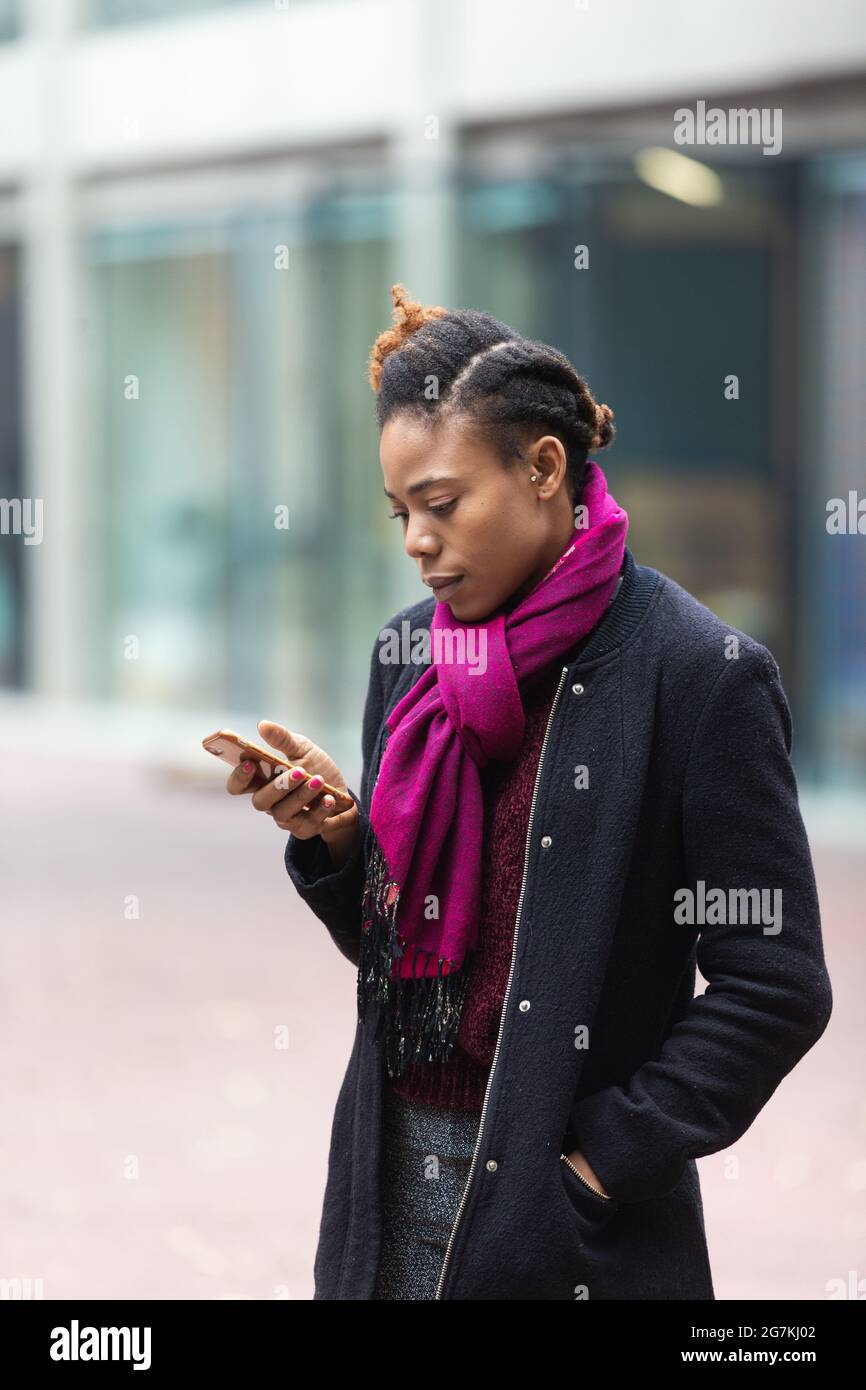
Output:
[530, 474, 538, 482]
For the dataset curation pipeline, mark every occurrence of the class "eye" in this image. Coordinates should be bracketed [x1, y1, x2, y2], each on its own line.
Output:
[387, 500, 456, 521]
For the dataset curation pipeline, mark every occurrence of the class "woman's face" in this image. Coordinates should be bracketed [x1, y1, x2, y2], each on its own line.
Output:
[380, 410, 576, 622]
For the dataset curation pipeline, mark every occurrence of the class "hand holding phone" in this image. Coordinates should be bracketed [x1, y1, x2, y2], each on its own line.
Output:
[204, 721, 361, 869]
[202, 725, 354, 809]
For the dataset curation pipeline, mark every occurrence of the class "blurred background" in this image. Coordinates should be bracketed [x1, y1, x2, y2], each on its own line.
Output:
[1, 0, 864, 1302]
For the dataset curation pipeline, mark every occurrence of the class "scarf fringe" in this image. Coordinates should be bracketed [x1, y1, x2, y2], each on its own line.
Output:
[358, 832, 474, 1079]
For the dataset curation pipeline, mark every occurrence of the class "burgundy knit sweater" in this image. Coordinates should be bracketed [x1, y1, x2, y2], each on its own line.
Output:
[386, 657, 565, 1110]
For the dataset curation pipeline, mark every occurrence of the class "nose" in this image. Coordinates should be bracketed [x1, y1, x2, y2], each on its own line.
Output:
[403, 515, 439, 563]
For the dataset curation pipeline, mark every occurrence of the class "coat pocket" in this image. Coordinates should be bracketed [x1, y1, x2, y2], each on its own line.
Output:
[558, 1152, 621, 1231]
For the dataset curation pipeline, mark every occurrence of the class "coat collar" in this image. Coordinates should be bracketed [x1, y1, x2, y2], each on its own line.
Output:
[563, 545, 661, 667]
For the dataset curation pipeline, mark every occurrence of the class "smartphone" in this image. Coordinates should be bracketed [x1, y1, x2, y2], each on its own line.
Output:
[202, 729, 355, 811]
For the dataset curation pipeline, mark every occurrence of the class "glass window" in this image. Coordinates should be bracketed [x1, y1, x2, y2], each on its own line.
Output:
[83, 183, 390, 750]
[86, 0, 269, 27]
[458, 135, 866, 788]
[460, 146, 797, 695]
[0, 243, 23, 686]
[0, 0, 18, 43]
[802, 155, 866, 787]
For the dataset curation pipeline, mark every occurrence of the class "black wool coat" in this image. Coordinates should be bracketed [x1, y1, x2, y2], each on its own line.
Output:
[284, 545, 833, 1300]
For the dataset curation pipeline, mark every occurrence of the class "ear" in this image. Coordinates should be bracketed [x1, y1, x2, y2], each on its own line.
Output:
[533, 435, 569, 495]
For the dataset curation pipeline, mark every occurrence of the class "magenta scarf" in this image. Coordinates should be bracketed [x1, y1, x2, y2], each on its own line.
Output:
[358, 461, 629, 1077]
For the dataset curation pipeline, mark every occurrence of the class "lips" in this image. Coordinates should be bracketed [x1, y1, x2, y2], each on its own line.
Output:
[427, 575, 464, 601]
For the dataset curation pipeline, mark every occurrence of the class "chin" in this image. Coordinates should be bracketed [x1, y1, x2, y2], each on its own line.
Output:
[447, 595, 492, 623]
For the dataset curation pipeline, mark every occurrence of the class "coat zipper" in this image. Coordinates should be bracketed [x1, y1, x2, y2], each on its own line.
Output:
[560, 1151, 612, 1199]
[433, 663, 570, 1300]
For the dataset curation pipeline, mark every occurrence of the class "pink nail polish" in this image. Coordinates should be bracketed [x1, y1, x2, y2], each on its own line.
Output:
[308, 776, 322, 790]
[291, 768, 305, 781]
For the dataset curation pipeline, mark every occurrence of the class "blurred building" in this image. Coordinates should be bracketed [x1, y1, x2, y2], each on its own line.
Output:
[0, 0, 865, 791]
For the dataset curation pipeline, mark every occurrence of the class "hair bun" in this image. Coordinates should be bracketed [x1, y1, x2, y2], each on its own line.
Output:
[367, 283, 449, 391]
[591, 402, 615, 450]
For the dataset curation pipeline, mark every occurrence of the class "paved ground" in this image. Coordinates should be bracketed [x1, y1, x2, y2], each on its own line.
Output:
[1, 752, 861, 1301]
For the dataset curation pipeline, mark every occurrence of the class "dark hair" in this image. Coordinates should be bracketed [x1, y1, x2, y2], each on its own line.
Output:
[367, 283, 615, 505]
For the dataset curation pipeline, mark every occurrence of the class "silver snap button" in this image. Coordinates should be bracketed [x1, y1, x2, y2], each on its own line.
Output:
[541, 835, 552, 848]
[572, 682, 584, 695]
[486, 1159, 498, 1172]
[518, 999, 530, 1012]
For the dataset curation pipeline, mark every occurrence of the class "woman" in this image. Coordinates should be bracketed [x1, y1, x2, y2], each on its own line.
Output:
[227, 285, 833, 1301]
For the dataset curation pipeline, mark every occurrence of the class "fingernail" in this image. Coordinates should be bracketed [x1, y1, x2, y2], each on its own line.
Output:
[308, 776, 322, 789]
[291, 768, 305, 781]
[242, 761, 254, 772]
